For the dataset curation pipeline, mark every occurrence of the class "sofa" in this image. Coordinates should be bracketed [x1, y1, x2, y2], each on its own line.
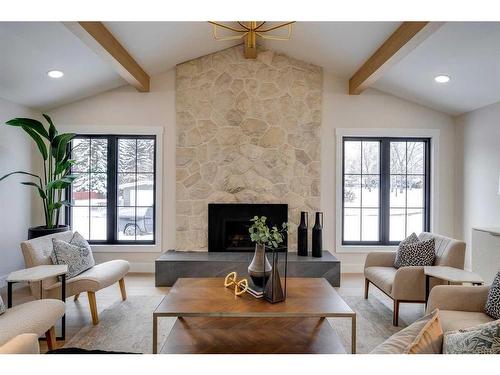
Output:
[371, 284, 496, 354]
[20, 231, 130, 325]
[364, 232, 466, 325]
[0, 299, 65, 352]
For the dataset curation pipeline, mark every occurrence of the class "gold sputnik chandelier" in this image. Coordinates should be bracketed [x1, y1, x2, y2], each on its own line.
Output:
[208, 21, 295, 59]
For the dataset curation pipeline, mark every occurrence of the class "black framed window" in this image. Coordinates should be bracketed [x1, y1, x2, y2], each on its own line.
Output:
[342, 137, 430, 245]
[67, 135, 156, 245]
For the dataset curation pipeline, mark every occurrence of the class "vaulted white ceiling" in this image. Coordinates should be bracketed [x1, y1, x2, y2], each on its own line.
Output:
[1, 21, 500, 115]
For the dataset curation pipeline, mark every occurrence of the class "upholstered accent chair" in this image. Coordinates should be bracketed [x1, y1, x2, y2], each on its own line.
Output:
[0, 299, 65, 352]
[0, 333, 40, 354]
[364, 232, 466, 326]
[20, 231, 130, 325]
[426, 285, 494, 333]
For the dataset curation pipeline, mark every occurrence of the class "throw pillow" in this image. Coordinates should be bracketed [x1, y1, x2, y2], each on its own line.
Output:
[394, 236, 435, 268]
[401, 232, 419, 246]
[484, 272, 500, 319]
[405, 309, 444, 354]
[0, 295, 5, 315]
[370, 309, 443, 354]
[51, 232, 95, 279]
[443, 320, 500, 354]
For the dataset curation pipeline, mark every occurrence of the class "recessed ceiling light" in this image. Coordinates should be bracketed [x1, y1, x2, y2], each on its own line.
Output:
[434, 75, 450, 83]
[47, 70, 64, 79]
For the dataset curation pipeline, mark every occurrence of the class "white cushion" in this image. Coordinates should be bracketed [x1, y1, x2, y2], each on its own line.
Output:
[0, 299, 65, 346]
[44, 259, 130, 298]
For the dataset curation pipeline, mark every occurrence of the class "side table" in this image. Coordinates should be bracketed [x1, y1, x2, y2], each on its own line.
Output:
[423, 266, 484, 303]
[7, 265, 68, 340]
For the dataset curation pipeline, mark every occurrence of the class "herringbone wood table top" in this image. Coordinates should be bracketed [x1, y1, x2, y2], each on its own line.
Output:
[154, 277, 355, 317]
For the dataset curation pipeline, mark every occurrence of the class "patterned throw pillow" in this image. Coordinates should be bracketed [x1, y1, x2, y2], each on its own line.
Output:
[0, 295, 5, 315]
[485, 272, 500, 319]
[443, 320, 500, 354]
[51, 232, 95, 279]
[394, 233, 435, 268]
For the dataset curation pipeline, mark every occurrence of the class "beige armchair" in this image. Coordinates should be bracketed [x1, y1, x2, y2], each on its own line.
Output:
[364, 232, 466, 326]
[426, 285, 493, 332]
[20, 231, 130, 325]
[0, 299, 65, 352]
[0, 334, 40, 354]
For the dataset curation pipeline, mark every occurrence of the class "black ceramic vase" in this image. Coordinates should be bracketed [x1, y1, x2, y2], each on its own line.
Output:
[297, 211, 308, 256]
[312, 212, 323, 258]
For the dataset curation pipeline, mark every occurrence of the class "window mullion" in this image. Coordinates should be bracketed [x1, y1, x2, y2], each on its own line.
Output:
[107, 136, 117, 243]
[380, 139, 390, 244]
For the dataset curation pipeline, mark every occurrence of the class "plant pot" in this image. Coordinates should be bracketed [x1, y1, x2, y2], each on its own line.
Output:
[28, 225, 70, 240]
[248, 243, 272, 288]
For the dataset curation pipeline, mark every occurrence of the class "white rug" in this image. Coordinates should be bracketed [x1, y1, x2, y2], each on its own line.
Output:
[64, 294, 413, 354]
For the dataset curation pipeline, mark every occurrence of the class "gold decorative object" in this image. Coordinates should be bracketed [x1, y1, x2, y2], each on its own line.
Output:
[208, 21, 295, 59]
[224, 271, 249, 296]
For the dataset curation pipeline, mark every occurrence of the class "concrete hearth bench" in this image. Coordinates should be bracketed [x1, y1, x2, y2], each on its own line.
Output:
[155, 250, 341, 287]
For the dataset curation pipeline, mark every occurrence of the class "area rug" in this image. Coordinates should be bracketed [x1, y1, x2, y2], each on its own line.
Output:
[64, 294, 411, 354]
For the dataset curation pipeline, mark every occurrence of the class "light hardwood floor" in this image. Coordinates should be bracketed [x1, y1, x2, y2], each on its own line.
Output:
[1, 273, 424, 353]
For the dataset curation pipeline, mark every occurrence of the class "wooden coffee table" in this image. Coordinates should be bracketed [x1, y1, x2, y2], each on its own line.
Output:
[153, 278, 356, 354]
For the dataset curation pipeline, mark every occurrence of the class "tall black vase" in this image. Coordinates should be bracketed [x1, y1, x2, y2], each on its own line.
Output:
[297, 211, 308, 256]
[312, 212, 323, 258]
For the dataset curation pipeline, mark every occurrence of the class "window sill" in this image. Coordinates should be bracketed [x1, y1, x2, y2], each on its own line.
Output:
[336, 244, 398, 254]
[90, 243, 162, 253]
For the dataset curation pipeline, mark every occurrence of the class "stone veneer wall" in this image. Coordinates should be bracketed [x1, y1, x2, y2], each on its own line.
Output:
[176, 45, 322, 250]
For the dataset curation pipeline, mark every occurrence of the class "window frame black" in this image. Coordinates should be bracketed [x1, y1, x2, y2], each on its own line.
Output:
[65, 134, 157, 245]
[341, 136, 431, 246]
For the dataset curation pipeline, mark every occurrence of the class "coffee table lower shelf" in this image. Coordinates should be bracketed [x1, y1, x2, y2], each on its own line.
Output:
[157, 317, 346, 354]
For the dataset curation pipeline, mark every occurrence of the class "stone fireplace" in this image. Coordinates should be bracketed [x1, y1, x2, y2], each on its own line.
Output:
[208, 203, 288, 252]
[176, 45, 322, 251]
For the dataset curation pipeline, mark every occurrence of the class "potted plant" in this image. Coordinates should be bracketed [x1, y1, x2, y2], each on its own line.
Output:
[1, 115, 77, 239]
[247, 216, 288, 287]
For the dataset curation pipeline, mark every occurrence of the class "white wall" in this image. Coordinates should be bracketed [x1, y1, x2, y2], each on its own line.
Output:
[47, 70, 176, 270]
[321, 72, 457, 272]
[455, 102, 500, 269]
[0, 97, 40, 284]
[46, 68, 458, 273]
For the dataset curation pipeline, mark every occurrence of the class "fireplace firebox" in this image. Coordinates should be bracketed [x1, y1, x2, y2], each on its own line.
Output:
[208, 203, 288, 252]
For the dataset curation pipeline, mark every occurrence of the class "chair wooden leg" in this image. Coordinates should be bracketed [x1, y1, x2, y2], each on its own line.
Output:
[45, 326, 57, 351]
[88, 291, 99, 325]
[393, 300, 400, 326]
[119, 278, 127, 301]
[74, 293, 80, 301]
[364, 278, 369, 299]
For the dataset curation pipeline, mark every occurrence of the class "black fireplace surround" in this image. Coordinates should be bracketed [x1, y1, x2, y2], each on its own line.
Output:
[208, 203, 288, 252]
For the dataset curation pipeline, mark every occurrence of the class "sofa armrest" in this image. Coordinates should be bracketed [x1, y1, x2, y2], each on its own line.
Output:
[426, 285, 490, 314]
[0, 334, 40, 354]
[364, 252, 397, 269]
[391, 266, 425, 300]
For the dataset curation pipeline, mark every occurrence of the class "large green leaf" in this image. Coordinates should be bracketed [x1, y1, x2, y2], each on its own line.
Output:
[45, 175, 77, 192]
[0, 170, 42, 183]
[51, 133, 75, 162]
[21, 181, 47, 199]
[55, 159, 75, 175]
[5, 118, 49, 139]
[43, 114, 57, 141]
[21, 125, 48, 160]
